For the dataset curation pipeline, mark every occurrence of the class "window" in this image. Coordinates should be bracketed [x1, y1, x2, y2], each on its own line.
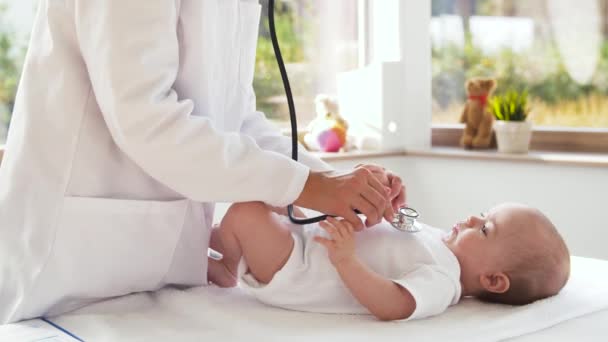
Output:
[431, 0, 608, 128]
[0, 1, 362, 145]
[254, 0, 361, 128]
[429, 0, 608, 152]
[432, 0, 608, 129]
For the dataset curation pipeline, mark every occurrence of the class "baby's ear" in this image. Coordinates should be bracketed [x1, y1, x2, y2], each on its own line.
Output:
[480, 272, 510, 294]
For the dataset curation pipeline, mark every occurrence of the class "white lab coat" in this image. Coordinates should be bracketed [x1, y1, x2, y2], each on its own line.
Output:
[0, 0, 331, 323]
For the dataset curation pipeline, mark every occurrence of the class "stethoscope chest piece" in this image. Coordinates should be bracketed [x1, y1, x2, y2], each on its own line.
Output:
[391, 207, 422, 233]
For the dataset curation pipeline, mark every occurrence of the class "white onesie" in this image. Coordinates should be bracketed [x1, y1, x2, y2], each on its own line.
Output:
[239, 218, 462, 320]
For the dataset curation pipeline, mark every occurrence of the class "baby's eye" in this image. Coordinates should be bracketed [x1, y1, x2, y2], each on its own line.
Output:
[481, 224, 488, 236]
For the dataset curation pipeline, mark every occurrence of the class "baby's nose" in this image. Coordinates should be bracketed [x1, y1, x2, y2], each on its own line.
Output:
[466, 216, 483, 227]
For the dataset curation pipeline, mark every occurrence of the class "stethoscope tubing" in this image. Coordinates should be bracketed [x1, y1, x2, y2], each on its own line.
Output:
[268, 0, 328, 225]
[268, 1, 420, 232]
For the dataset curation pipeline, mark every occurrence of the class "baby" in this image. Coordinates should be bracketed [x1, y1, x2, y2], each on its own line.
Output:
[207, 202, 570, 321]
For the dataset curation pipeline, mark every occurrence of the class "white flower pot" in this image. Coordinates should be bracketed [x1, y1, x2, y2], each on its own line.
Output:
[493, 121, 533, 154]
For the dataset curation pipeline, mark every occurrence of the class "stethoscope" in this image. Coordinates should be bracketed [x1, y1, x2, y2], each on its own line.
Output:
[208, 0, 422, 262]
[268, 0, 421, 233]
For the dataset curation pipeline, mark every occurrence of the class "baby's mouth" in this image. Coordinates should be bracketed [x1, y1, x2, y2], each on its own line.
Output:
[443, 225, 459, 241]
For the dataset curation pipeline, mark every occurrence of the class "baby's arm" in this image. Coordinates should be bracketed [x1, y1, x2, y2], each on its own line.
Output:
[314, 218, 416, 321]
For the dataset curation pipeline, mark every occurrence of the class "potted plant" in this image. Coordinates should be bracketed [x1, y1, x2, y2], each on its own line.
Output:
[490, 90, 532, 153]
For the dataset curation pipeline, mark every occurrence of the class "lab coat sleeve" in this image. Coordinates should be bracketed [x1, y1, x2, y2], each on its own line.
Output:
[239, 105, 334, 173]
[73, 0, 309, 207]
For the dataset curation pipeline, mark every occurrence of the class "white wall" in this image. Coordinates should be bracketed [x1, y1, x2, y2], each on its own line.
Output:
[328, 156, 608, 261]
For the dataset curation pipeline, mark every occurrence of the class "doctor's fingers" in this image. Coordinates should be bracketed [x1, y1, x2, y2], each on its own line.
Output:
[362, 169, 391, 202]
[359, 171, 391, 225]
[340, 209, 365, 232]
[392, 184, 407, 210]
[355, 163, 385, 175]
[360, 185, 389, 217]
[331, 203, 365, 231]
[388, 173, 405, 202]
[357, 164, 390, 186]
[383, 205, 396, 223]
[351, 196, 382, 228]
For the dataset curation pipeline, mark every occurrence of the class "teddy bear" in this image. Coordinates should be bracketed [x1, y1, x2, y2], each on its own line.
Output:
[460, 78, 497, 149]
[302, 95, 349, 152]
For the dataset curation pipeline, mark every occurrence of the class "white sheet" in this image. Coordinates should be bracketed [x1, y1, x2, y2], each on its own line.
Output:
[45, 256, 608, 342]
[0, 319, 81, 341]
[505, 309, 608, 341]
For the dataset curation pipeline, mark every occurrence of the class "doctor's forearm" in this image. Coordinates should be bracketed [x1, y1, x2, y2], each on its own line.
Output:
[334, 258, 416, 321]
[240, 110, 333, 173]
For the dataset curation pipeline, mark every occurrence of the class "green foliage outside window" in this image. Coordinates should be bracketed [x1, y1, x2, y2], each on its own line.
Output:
[432, 39, 608, 127]
[254, 0, 309, 121]
[432, 0, 608, 127]
[0, 5, 26, 139]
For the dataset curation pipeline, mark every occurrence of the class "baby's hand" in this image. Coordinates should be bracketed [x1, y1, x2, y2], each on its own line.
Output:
[314, 217, 356, 266]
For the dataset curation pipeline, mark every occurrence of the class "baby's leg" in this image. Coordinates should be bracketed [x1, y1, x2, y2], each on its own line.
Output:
[212, 202, 295, 286]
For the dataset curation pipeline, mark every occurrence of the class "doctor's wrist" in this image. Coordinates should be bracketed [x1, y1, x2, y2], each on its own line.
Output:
[294, 171, 326, 210]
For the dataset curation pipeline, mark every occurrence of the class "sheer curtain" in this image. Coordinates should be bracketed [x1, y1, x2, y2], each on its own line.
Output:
[312, 0, 359, 95]
[547, 0, 602, 84]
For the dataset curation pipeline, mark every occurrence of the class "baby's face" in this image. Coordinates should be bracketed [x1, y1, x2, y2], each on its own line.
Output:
[443, 204, 540, 276]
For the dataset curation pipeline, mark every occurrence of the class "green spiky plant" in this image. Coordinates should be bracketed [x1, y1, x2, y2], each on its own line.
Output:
[489, 90, 530, 121]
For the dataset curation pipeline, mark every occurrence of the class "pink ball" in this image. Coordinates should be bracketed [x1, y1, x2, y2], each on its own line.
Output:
[317, 130, 342, 152]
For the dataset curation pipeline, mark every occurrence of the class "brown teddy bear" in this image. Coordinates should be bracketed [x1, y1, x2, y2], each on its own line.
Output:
[460, 78, 497, 149]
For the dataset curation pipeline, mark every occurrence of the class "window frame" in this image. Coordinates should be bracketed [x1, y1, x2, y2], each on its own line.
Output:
[358, 0, 371, 68]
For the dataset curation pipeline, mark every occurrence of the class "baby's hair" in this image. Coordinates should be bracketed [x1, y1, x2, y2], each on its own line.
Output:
[479, 208, 570, 305]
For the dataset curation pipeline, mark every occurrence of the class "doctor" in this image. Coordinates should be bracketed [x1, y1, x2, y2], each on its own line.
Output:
[0, 0, 405, 323]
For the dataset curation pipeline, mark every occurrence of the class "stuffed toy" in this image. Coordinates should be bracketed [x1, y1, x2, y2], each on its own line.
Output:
[303, 95, 348, 152]
[460, 78, 497, 149]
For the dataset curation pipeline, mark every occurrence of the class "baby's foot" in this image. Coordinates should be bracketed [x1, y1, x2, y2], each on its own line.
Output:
[210, 225, 242, 276]
[208, 258, 237, 288]
[208, 225, 240, 287]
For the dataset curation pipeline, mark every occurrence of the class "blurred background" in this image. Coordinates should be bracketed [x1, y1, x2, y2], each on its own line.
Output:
[2, 0, 608, 144]
[432, 0, 608, 128]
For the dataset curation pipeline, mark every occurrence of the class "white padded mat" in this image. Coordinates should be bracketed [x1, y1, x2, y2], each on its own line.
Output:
[38, 256, 608, 342]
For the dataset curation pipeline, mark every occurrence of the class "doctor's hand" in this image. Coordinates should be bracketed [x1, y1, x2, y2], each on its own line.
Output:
[356, 164, 406, 221]
[295, 167, 391, 230]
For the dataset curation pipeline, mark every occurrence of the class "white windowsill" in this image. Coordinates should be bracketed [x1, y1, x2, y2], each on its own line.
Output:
[1, 145, 606, 168]
[315, 147, 608, 168]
